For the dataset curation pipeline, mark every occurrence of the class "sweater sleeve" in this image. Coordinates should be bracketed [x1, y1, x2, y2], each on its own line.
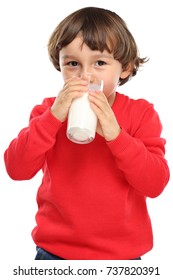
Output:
[4, 98, 62, 180]
[107, 101, 170, 198]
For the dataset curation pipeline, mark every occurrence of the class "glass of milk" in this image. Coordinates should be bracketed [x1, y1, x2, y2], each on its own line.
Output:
[67, 74, 104, 144]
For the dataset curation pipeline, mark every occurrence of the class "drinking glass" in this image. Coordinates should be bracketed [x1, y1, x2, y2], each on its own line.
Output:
[67, 74, 104, 144]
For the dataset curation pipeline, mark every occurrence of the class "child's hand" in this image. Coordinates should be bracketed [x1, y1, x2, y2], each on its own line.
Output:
[51, 77, 88, 122]
[88, 91, 121, 141]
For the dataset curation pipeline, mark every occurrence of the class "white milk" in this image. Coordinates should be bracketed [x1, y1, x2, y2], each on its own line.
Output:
[67, 81, 103, 144]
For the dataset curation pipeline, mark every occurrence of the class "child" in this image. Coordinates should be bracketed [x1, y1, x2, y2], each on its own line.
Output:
[4, 7, 170, 260]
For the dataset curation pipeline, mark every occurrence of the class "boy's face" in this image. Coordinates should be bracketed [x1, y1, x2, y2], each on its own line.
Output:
[59, 36, 129, 99]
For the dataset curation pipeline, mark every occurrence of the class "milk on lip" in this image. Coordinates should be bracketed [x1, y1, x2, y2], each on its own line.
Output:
[66, 77, 104, 144]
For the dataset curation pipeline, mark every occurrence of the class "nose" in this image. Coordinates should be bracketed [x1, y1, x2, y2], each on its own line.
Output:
[80, 72, 92, 83]
[79, 68, 96, 83]
[79, 67, 92, 79]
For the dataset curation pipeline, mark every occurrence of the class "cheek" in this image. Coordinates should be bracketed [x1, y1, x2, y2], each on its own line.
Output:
[61, 69, 71, 81]
[103, 76, 119, 96]
[61, 68, 80, 81]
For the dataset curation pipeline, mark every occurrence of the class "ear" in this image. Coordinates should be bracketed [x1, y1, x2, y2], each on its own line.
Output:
[120, 63, 133, 79]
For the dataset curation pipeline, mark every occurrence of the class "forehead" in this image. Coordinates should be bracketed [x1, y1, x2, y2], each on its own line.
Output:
[59, 36, 114, 58]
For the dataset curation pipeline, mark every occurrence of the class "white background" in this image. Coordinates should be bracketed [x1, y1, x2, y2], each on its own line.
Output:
[0, 0, 172, 277]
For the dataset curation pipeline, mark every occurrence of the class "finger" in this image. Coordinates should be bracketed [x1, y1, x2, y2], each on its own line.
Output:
[64, 76, 88, 89]
[88, 91, 110, 114]
[63, 80, 89, 100]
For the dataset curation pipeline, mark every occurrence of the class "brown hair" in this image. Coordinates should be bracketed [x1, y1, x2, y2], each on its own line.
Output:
[48, 7, 148, 86]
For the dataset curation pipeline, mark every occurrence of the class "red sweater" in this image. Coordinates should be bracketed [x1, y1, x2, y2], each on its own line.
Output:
[4, 92, 169, 260]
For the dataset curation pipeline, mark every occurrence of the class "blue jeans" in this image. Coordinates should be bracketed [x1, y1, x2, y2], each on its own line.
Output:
[35, 247, 65, 260]
[35, 247, 141, 260]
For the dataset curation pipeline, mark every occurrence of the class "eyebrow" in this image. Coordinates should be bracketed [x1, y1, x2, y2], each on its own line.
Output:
[61, 53, 113, 60]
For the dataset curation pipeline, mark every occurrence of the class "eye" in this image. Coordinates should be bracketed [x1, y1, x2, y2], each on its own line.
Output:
[96, 60, 106, 66]
[67, 61, 79, 67]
